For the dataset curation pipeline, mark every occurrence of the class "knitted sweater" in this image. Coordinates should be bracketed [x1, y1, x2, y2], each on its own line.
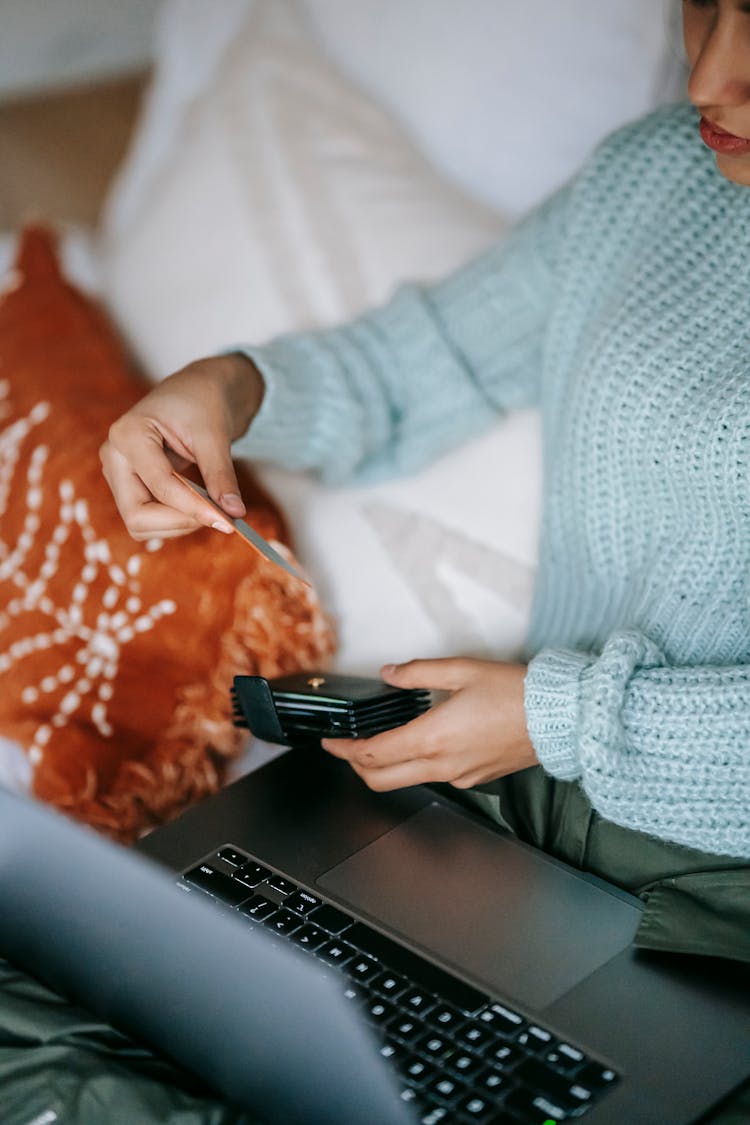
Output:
[235, 103, 750, 860]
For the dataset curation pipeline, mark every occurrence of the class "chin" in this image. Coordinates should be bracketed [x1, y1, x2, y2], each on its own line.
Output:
[715, 154, 750, 187]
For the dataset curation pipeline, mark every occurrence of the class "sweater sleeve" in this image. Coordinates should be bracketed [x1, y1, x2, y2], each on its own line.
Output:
[524, 631, 750, 859]
[231, 185, 570, 484]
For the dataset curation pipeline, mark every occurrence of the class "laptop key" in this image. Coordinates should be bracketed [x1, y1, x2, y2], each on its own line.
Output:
[285, 890, 321, 916]
[401, 987, 435, 1016]
[515, 1057, 593, 1113]
[402, 1054, 436, 1085]
[515, 1026, 554, 1054]
[183, 865, 252, 907]
[446, 1050, 485, 1081]
[233, 863, 271, 890]
[347, 956, 380, 984]
[482, 1040, 525, 1069]
[363, 997, 397, 1025]
[456, 1021, 498, 1053]
[317, 939, 356, 968]
[371, 969, 409, 1000]
[426, 1073, 468, 1106]
[429, 1003, 464, 1031]
[387, 1013, 422, 1045]
[420, 1109, 450, 1124]
[216, 847, 248, 866]
[456, 1091, 498, 1122]
[575, 1061, 618, 1091]
[346, 922, 487, 1015]
[478, 1003, 527, 1036]
[398, 1086, 422, 1109]
[473, 1065, 514, 1095]
[262, 909, 301, 936]
[545, 1042, 586, 1073]
[265, 874, 298, 897]
[237, 894, 277, 921]
[503, 1085, 570, 1122]
[310, 903, 352, 935]
[416, 1032, 452, 1059]
[379, 1038, 406, 1063]
[291, 923, 327, 951]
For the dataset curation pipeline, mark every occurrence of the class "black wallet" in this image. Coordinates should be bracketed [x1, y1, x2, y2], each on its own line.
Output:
[231, 672, 431, 746]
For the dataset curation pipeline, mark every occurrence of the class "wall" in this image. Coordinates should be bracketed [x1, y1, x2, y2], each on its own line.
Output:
[0, 0, 159, 99]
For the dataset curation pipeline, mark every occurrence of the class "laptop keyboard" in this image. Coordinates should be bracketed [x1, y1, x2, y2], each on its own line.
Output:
[180, 846, 619, 1124]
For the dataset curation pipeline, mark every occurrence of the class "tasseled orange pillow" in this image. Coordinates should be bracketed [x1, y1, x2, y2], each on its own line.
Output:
[0, 227, 335, 840]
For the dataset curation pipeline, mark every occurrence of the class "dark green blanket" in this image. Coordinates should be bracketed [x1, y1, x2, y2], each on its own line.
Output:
[0, 958, 258, 1125]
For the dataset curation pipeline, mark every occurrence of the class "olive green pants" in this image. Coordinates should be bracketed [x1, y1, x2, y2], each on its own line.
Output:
[458, 767, 750, 1123]
[463, 767, 750, 963]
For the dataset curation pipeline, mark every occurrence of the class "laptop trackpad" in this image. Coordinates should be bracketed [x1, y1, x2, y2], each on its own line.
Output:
[317, 802, 641, 1012]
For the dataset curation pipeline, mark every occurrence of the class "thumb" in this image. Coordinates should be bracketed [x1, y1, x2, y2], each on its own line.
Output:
[195, 442, 246, 517]
[381, 657, 473, 693]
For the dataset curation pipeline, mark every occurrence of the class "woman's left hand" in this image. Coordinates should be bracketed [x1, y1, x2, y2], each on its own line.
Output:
[321, 657, 538, 791]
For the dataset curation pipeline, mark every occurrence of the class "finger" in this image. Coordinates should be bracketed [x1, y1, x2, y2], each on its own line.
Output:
[101, 441, 230, 537]
[103, 474, 204, 539]
[380, 657, 474, 693]
[127, 523, 206, 541]
[321, 708, 443, 770]
[104, 427, 234, 534]
[450, 768, 501, 790]
[319, 737, 358, 760]
[192, 436, 246, 518]
[142, 409, 245, 518]
[348, 757, 441, 792]
[121, 503, 206, 539]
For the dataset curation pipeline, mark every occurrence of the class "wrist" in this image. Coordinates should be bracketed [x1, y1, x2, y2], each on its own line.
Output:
[218, 351, 266, 439]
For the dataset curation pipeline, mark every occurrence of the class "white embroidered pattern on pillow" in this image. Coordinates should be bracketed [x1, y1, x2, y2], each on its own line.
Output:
[0, 379, 174, 767]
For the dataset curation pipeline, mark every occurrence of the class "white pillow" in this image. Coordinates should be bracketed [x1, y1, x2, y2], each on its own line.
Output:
[106, 0, 684, 228]
[101, 0, 505, 372]
[302, 0, 685, 216]
[101, 0, 539, 674]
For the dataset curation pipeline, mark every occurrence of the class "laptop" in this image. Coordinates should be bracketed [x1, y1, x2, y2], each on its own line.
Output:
[0, 748, 748, 1125]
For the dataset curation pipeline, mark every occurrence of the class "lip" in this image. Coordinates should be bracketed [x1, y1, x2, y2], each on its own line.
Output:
[699, 116, 750, 156]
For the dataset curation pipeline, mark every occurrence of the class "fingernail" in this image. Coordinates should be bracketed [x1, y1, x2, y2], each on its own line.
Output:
[381, 664, 397, 675]
[212, 520, 234, 534]
[220, 492, 245, 513]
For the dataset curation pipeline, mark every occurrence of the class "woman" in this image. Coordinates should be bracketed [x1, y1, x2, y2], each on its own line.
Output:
[102, 0, 750, 968]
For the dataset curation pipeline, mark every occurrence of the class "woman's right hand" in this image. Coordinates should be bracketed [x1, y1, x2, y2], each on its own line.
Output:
[100, 352, 265, 540]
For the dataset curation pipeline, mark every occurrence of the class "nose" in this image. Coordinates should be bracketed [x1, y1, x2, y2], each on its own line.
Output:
[688, 13, 750, 109]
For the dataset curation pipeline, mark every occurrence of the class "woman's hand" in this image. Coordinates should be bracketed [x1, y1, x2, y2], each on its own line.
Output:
[99, 353, 265, 540]
[321, 658, 537, 791]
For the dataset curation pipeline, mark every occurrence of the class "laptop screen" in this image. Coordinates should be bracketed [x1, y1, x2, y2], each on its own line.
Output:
[0, 788, 412, 1125]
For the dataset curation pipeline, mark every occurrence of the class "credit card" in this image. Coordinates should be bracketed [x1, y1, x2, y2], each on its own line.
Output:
[175, 474, 310, 586]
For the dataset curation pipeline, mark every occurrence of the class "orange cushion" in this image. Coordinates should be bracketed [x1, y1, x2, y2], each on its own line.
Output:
[0, 227, 335, 840]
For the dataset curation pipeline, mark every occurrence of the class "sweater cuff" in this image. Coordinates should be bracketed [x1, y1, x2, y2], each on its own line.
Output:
[524, 649, 592, 781]
[229, 336, 351, 476]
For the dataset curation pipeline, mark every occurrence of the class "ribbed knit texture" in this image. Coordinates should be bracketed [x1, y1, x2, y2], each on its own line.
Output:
[234, 104, 750, 859]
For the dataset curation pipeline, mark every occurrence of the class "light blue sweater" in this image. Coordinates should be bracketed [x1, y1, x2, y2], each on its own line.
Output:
[235, 104, 750, 860]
